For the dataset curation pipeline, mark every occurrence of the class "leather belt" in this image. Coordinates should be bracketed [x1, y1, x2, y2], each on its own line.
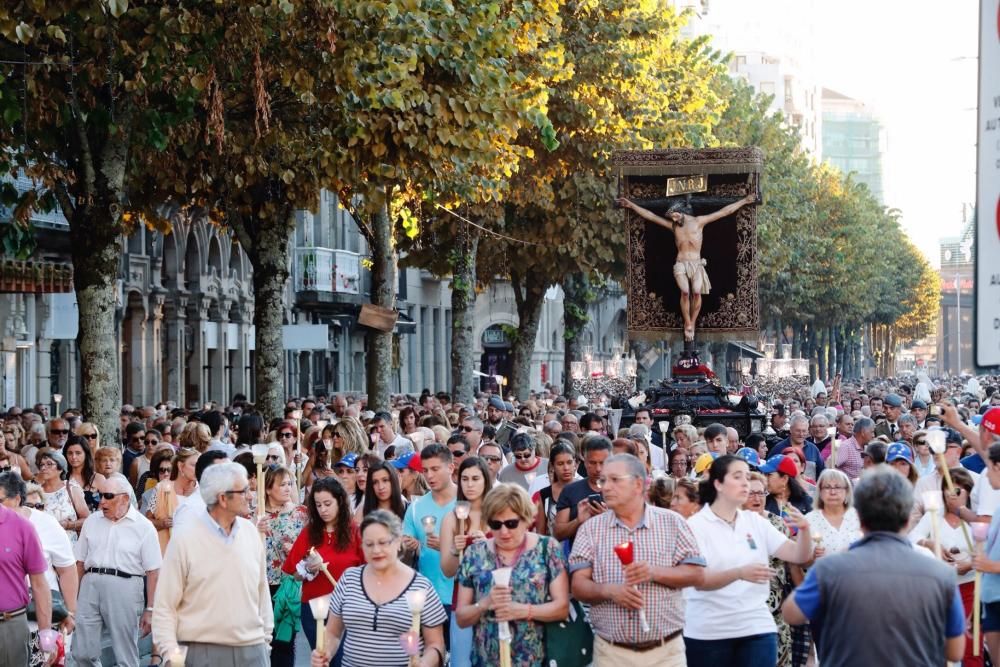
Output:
[609, 629, 682, 652]
[0, 607, 27, 623]
[87, 567, 140, 579]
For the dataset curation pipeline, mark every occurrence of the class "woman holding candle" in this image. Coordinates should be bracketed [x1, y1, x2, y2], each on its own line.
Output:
[283, 477, 364, 656]
[310, 510, 447, 667]
[684, 455, 814, 667]
[805, 469, 862, 556]
[455, 483, 570, 667]
[440, 457, 493, 667]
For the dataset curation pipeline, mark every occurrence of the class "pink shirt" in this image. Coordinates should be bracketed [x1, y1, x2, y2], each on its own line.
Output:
[0, 504, 47, 610]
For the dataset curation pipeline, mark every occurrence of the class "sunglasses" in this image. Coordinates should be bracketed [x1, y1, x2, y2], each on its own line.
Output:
[266, 454, 281, 462]
[159, 467, 172, 474]
[82, 433, 98, 440]
[50, 429, 69, 436]
[512, 452, 533, 461]
[487, 518, 522, 531]
[279, 432, 295, 439]
[24, 502, 45, 510]
[481, 455, 502, 463]
[99, 492, 127, 500]
[145, 439, 160, 445]
[0, 465, 10, 472]
[461, 426, 478, 433]
[450, 450, 466, 458]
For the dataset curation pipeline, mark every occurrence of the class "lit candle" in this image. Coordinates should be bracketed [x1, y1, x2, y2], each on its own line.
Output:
[613, 541, 650, 633]
[405, 588, 427, 633]
[421, 515, 437, 534]
[251, 444, 269, 520]
[492, 568, 513, 667]
[454, 501, 471, 555]
[167, 646, 187, 667]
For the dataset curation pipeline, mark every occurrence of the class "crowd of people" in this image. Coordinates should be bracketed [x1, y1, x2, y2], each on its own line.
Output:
[1, 375, 1000, 666]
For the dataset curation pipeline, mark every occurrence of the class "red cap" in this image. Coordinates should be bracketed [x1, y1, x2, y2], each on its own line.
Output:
[983, 407, 1000, 437]
[408, 455, 424, 474]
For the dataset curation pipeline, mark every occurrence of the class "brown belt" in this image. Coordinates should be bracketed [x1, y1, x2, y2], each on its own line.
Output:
[608, 628, 682, 652]
[0, 607, 27, 623]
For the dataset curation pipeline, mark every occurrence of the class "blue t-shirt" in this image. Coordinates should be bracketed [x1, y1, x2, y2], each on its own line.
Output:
[796, 564, 965, 639]
[982, 511, 1000, 603]
[961, 453, 986, 475]
[403, 493, 456, 606]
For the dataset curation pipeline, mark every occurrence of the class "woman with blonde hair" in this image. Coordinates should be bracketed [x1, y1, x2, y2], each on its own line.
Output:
[178, 421, 211, 453]
[672, 423, 699, 451]
[74, 421, 101, 454]
[332, 416, 369, 459]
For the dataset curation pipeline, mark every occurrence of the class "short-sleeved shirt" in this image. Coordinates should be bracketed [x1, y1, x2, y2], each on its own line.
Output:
[0, 504, 47, 609]
[497, 458, 548, 491]
[281, 524, 364, 600]
[403, 492, 456, 605]
[75, 505, 163, 575]
[330, 566, 447, 667]
[972, 473, 1000, 517]
[683, 505, 790, 640]
[569, 505, 705, 643]
[554, 478, 602, 548]
[28, 508, 76, 590]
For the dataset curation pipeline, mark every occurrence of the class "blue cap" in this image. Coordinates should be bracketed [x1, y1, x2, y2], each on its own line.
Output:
[391, 451, 418, 471]
[886, 442, 914, 465]
[972, 415, 983, 427]
[335, 452, 359, 468]
[758, 455, 798, 477]
[735, 447, 761, 468]
[488, 396, 505, 411]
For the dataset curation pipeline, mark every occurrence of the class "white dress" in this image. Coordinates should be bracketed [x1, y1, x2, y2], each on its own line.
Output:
[805, 508, 863, 554]
[44, 483, 79, 544]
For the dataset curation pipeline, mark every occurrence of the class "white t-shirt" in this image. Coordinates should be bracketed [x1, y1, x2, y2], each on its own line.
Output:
[28, 508, 76, 590]
[907, 514, 975, 585]
[684, 506, 790, 640]
[172, 491, 207, 533]
[972, 474, 1000, 517]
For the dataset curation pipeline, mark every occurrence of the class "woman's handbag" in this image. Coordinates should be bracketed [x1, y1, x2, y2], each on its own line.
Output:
[541, 537, 593, 667]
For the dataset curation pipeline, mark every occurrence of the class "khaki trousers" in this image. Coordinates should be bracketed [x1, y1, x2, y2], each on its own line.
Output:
[594, 633, 687, 667]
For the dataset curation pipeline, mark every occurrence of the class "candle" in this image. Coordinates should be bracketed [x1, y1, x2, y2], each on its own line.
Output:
[613, 541, 651, 633]
[421, 515, 437, 534]
[405, 588, 427, 633]
[399, 631, 420, 667]
[251, 444, 269, 520]
[492, 568, 513, 667]
[308, 594, 331, 654]
[308, 547, 337, 587]
[922, 490, 943, 560]
[454, 501, 471, 554]
[167, 646, 188, 667]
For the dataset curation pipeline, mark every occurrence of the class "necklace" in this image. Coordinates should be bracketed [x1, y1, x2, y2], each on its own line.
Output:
[710, 506, 738, 527]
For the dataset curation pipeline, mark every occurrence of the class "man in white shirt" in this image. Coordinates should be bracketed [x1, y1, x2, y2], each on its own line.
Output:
[74, 476, 161, 667]
[203, 410, 235, 458]
[172, 451, 228, 533]
[372, 411, 411, 457]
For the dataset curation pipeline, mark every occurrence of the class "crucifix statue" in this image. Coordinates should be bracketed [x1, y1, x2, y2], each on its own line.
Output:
[616, 193, 757, 341]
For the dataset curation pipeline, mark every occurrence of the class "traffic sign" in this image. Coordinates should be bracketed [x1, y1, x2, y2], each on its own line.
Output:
[976, 0, 1000, 367]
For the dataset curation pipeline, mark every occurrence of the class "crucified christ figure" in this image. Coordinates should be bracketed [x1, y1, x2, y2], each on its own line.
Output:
[617, 193, 756, 341]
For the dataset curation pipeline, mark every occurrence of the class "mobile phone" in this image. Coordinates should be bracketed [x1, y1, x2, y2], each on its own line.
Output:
[587, 493, 604, 506]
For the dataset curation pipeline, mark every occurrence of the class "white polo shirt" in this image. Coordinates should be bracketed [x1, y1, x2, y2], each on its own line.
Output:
[75, 505, 162, 576]
[683, 505, 789, 640]
[28, 508, 76, 590]
[972, 473, 1000, 517]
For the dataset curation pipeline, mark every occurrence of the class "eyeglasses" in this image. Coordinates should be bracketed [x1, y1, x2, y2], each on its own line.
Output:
[481, 455, 502, 463]
[82, 433, 98, 440]
[38, 460, 58, 470]
[363, 538, 398, 550]
[487, 518, 522, 531]
[279, 432, 295, 439]
[0, 465, 10, 472]
[158, 467, 172, 475]
[223, 487, 250, 497]
[461, 426, 478, 433]
[145, 439, 160, 445]
[820, 486, 848, 492]
[99, 492, 127, 500]
[747, 490, 767, 498]
[50, 429, 69, 436]
[24, 502, 45, 510]
[512, 452, 533, 461]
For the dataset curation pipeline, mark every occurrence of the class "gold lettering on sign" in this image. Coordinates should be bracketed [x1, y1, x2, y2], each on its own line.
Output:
[666, 175, 707, 197]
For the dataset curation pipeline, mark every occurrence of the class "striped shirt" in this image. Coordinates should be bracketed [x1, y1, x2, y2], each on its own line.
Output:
[329, 565, 447, 667]
[568, 504, 705, 643]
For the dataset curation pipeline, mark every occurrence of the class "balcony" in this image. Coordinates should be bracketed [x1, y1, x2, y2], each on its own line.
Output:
[293, 247, 363, 308]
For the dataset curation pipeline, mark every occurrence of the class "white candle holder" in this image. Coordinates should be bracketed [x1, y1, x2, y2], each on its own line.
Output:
[167, 646, 188, 667]
[925, 428, 947, 455]
[308, 594, 331, 653]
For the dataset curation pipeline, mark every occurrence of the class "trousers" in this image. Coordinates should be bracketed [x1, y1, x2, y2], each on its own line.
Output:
[73, 573, 144, 667]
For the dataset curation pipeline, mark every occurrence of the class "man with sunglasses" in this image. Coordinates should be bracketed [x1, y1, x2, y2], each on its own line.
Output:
[46, 418, 71, 451]
[446, 435, 470, 482]
[498, 432, 547, 493]
[459, 416, 484, 450]
[122, 423, 148, 481]
[74, 476, 161, 667]
[475, 442, 506, 483]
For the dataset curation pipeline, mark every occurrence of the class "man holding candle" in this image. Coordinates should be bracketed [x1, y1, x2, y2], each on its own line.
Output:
[569, 454, 705, 666]
[402, 444, 457, 641]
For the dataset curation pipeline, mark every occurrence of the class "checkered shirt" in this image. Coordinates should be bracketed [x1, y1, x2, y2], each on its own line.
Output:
[568, 504, 705, 643]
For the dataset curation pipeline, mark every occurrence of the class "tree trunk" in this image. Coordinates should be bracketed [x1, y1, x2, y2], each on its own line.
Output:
[366, 203, 396, 412]
[561, 272, 591, 396]
[817, 326, 827, 382]
[66, 134, 129, 444]
[450, 224, 479, 405]
[247, 213, 293, 421]
[508, 269, 546, 401]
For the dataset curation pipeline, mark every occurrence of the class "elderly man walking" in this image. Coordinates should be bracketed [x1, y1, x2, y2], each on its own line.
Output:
[782, 466, 965, 666]
[570, 454, 705, 666]
[0, 473, 52, 665]
[73, 475, 161, 667]
[152, 462, 273, 667]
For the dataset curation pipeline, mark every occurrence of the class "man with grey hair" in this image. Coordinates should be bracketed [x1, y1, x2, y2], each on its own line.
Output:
[897, 413, 918, 446]
[769, 415, 825, 479]
[783, 466, 965, 666]
[74, 475, 161, 667]
[823, 417, 873, 482]
[152, 462, 272, 666]
[45, 417, 71, 451]
[570, 454, 705, 665]
[459, 415, 484, 450]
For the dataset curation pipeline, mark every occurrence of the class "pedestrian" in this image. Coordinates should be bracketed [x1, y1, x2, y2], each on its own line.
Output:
[310, 510, 447, 667]
[36, 449, 90, 542]
[281, 477, 363, 653]
[152, 462, 273, 667]
[73, 475, 162, 667]
[684, 455, 814, 667]
[457, 484, 570, 667]
[784, 466, 965, 666]
[760, 455, 813, 516]
[0, 472, 53, 666]
[357, 460, 409, 524]
[805, 469, 862, 554]
[669, 478, 701, 519]
[498, 433, 547, 492]
[570, 454, 704, 666]
[535, 442, 580, 537]
[553, 436, 611, 547]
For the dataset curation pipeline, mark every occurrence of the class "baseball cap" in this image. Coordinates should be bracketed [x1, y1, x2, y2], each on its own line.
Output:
[886, 442, 914, 464]
[735, 447, 761, 468]
[943, 427, 963, 446]
[758, 455, 798, 477]
[391, 451, 423, 474]
[488, 396, 505, 411]
[334, 452, 359, 469]
[693, 452, 719, 474]
[884, 393, 903, 408]
[910, 399, 928, 410]
[983, 407, 1000, 437]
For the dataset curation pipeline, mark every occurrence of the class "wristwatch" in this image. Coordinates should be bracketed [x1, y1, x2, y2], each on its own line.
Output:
[144, 607, 154, 613]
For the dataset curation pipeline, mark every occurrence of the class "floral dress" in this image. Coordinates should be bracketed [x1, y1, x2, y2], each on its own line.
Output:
[263, 504, 309, 586]
[44, 483, 78, 544]
[763, 511, 792, 667]
[457, 535, 566, 667]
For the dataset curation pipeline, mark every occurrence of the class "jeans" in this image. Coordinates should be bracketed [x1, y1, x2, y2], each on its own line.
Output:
[300, 605, 343, 667]
[448, 612, 473, 667]
[684, 633, 778, 667]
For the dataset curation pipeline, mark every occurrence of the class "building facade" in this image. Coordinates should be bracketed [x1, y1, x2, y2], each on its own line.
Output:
[937, 209, 975, 376]
[821, 88, 886, 202]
